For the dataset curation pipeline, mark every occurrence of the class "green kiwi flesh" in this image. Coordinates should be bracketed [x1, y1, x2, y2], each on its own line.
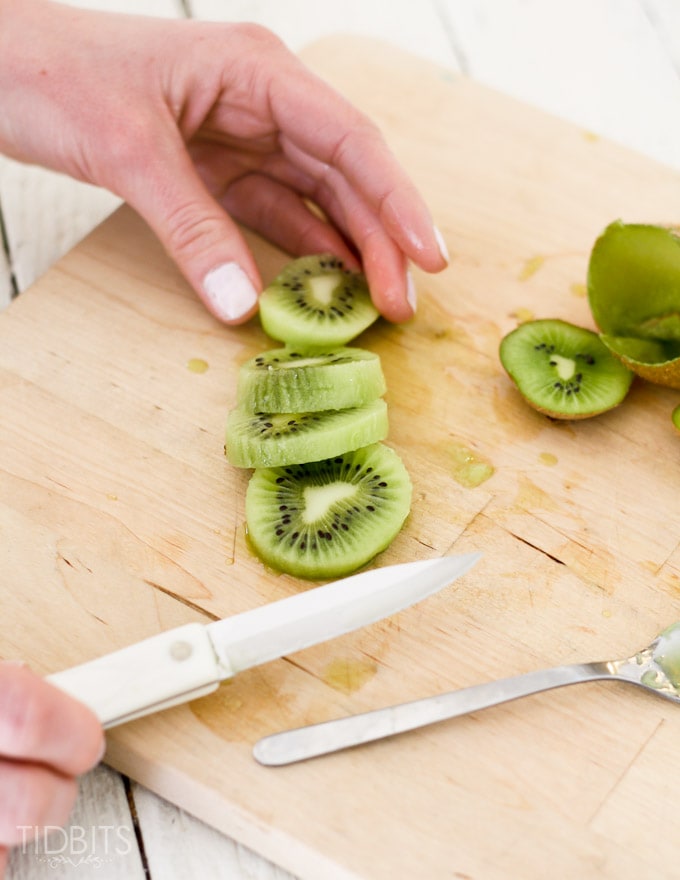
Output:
[259, 254, 379, 348]
[225, 399, 388, 468]
[245, 443, 412, 579]
[673, 405, 680, 433]
[499, 319, 633, 419]
[237, 347, 386, 413]
[587, 221, 680, 387]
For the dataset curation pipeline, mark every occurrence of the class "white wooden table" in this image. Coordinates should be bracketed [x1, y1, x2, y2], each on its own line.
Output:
[3, 2, 680, 877]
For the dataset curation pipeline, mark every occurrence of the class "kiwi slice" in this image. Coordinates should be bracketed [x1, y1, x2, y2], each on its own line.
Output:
[673, 405, 680, 433]
[245, 443, 412, 579]
[499, 318, 633, 419]
[225, 399, 388, 468]
[259, 254, 379, 349]
[237, 347, 386, 414]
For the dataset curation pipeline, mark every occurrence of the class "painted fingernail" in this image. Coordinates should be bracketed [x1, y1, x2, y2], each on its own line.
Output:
[434, 225, 449, 264]
[202, 262, 258, 322]
[406, 271, 417, 314]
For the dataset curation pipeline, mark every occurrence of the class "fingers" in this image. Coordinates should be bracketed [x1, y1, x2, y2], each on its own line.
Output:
[222, 173, 359, 269]
[270, 65, 449, 273]
[222, 170, 414, 320]
[303, 164, 417, 322]
[0, 761, 77, 847]
[277, 134, 439, 320]
[0, 664, 104, 778]
[115, 124, 263, 326]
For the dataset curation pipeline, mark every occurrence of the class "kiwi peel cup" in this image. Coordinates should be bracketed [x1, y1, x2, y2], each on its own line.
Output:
[587, 221, 680, 389]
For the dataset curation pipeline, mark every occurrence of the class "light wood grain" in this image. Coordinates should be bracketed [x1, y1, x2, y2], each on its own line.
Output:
[0, 222, 11, 310]
[4, 3, 680, 878]
[2, 35, 680, 879]
[132, 783, 296, 880]
[440, 0, 680, 170]
[6, 766, 146, 880]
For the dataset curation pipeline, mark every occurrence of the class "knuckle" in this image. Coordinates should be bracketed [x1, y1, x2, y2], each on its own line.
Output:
[329, 118, 383, 171]
[230, 22, 285, 52]
[164, 201, 221, 260]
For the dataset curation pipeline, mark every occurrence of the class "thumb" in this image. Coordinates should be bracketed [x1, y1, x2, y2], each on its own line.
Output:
[122, 135, 261, 325]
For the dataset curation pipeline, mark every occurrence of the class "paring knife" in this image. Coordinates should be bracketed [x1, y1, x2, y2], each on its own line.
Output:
[47, 553, 480, 730]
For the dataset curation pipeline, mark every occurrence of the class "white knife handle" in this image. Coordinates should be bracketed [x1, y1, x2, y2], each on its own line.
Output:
[47, 624, 224, 729]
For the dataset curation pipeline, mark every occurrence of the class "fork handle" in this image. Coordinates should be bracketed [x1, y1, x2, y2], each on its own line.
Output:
[253, 662, 610, 766]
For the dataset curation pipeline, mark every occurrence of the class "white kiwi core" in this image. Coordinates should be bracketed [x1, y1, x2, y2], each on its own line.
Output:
[309, 274, 341, 306]
[271, 356, 326, 370]
[550, 354, 576, 380]
[302, 482, 357, 523]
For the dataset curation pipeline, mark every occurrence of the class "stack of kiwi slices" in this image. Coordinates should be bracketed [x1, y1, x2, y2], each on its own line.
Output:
[226, 254, 412, 580]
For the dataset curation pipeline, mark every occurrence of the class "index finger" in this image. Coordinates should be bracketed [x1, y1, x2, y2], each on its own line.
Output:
[0, 664, 104, 777]
[268, 60, 447, 271]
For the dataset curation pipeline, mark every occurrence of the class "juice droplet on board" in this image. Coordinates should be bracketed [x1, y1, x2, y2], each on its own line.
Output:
[510, 307, 535, 324]
[538, 452, 558, 466]
[518, 256, 544, 281]
[323, 658, 377, 694]
[448, 441, 495, 488]
[187, 357, 209, 374]
[570, 282, 587, 298]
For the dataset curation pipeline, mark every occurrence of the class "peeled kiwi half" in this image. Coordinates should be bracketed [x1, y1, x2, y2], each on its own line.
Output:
[588, 221, 680, 388]
[259, 254, 379, 349]
[499, 318, 633, 419]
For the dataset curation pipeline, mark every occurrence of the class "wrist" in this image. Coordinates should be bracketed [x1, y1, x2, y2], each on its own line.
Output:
[0, 0, 75, 165]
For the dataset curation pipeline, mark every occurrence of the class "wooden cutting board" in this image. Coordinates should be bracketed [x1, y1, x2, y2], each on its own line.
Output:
[2, 36, 680, 880]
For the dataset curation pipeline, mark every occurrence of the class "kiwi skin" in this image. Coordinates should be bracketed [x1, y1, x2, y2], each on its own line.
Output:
[225, 399, 389, 469]
[237, 347, 387, 414]
[499, 318, 634, 420]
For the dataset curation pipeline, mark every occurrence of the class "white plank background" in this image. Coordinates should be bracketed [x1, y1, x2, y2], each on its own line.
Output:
[3, 1, 680, 877]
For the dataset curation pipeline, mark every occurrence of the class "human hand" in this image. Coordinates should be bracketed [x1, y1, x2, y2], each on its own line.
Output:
[0, 662, 104, 877]
[0, 0, 448, 325]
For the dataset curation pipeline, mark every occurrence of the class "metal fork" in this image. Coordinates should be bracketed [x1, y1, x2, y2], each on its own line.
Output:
[253, 623, 680, 766]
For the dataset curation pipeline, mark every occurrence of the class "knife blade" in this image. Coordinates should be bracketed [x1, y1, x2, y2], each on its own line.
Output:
[47, 553, 480, 729]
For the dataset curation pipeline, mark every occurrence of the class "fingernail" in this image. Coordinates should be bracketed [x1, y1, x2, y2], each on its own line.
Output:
[434, 225, 449, 264]
[406, 271, 417, 314]
[202, 262, 258, 322]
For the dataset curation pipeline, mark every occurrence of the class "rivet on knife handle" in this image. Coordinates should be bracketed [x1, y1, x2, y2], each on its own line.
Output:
[47, 623, 224, 729]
